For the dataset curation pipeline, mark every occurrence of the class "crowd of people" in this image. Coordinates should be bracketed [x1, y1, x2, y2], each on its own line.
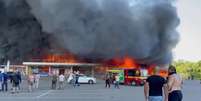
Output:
[0, 71, 42, 93]
[0, 71, 22, 93]
[0, 66, 183, 101]
[51, 70, 81, 90]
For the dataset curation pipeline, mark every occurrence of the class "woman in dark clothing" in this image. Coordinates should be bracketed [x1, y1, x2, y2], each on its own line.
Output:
[167, 65, 183, 101]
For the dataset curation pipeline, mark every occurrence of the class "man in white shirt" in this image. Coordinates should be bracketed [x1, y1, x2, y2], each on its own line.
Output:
[58, 74, 65, 89]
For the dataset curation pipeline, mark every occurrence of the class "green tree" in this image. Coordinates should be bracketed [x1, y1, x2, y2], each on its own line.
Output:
[173, 60, 201, 80]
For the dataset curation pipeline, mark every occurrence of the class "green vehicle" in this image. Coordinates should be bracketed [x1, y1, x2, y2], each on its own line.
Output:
[107, 69, 124, 84]
[107, 68, 148, 86]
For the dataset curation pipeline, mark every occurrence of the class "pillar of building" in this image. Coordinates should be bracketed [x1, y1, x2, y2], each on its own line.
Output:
[48, 66, 52, 75]
[27, 66, 32, 75]
[25, 66, 29, 75]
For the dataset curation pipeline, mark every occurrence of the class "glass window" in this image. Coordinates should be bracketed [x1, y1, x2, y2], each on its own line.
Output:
[127, 70, 141, 76]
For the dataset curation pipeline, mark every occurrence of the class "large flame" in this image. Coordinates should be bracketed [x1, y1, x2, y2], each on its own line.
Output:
[148, 65, 168, 77]
[119, 56, 138, 68]
[106, 56, 139, 69]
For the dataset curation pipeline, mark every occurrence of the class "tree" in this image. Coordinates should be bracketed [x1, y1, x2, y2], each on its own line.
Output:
[174, 60, 201, 80]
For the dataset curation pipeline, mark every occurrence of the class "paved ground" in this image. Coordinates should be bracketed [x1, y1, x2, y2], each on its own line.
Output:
[0, 78, 200, 101]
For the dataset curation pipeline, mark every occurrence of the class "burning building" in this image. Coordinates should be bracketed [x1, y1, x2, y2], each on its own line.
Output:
[0, 0, 179, 76]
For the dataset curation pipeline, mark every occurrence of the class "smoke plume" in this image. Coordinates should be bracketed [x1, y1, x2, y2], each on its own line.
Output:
[26, 0, 179, 64]
[0, 0, 49, 63]
[0, 0, 180, 65]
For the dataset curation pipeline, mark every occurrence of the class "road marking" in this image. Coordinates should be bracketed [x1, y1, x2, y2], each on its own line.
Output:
[36, 90, 53, 98]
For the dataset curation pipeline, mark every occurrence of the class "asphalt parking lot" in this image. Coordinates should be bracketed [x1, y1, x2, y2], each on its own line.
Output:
[0, 78, 200, 101]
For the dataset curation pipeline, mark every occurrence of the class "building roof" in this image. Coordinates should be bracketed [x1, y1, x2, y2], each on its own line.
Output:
[23, 62, 100, 67]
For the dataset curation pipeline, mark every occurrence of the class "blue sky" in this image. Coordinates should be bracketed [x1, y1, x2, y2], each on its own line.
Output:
[174, 0, 201, 61]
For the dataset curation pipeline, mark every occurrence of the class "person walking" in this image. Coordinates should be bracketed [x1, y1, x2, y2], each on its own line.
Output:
[52, 74, 57, 89]
[2, 72, 8, 92]
[105, 73, 111, 88]
[144, 67, 168, 101]
[58, 74, 65, 90]
[167, 65, 183, 101]
[114, 74, 120, 89]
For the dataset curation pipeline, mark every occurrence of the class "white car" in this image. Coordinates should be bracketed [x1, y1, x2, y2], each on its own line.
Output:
[68, 74, 96, 84]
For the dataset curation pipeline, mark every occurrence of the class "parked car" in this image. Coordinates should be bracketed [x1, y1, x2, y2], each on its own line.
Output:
[68, 74, 96, 84]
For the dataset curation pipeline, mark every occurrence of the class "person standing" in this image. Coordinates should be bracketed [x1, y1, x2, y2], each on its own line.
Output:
[2, 72, 8, 92]
[167, 65, 183, 101]
[0, 71, 3, 91]
[144, 67, 168, 101]
[58, 74, 65, 89]
[69, 71, 76, 87]
[75, 71, 80, 86]
[72, 72, 76, 87]
[52, 74, 57, 89]
[105, 73, 111, 88]
[34, 73, 40, 89]
[27, 74, 34, 92]
[16, 72, 22, 90]
[11, 72, 21, 94]
[114, 74, 120, 89]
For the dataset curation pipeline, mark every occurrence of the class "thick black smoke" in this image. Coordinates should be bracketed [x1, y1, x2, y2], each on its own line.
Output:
[0, 0, 180, 65]
[26, 0, 180, 65]
[0, 0, 49, 64]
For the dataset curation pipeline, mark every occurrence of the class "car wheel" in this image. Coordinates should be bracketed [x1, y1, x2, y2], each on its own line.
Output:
[131, 81, 136, 86]
[88, 80, 94, 84]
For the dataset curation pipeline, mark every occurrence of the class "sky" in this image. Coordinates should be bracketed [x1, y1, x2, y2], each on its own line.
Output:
[174, 0, 201, 61]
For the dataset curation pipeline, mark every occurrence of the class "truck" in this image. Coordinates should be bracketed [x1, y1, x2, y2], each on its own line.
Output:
[107, 68, 148, 86]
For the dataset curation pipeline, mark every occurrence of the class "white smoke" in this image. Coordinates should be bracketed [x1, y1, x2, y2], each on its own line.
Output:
[26, 0, 180, 64]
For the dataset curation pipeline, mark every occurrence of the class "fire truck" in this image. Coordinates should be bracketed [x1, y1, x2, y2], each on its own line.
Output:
[107, 68, 148, 86]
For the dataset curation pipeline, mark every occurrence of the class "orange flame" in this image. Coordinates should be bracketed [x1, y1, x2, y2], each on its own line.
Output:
[119, 56, 138, 68]
[148, 65, 168, 77]
[42, 53, 77, 63]
[107, 56, 139, 69]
